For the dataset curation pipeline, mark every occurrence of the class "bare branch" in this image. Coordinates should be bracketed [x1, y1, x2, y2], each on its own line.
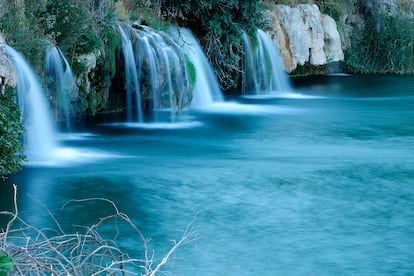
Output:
[1, 192, 197, 275]
[2, 184, 18, 244]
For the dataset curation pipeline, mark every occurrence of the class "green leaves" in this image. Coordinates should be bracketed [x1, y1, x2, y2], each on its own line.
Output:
[0, 88, 25, 179]
[0, 251, 14, 274]
[157, 0, 266, 90]
[344, 2, 414, 74]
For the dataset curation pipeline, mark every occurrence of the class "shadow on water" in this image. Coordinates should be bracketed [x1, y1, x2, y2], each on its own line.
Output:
[292, 74, 414, 98]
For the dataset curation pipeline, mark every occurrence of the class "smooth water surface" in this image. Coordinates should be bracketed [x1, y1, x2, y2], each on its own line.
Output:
[2, 75, 414, 275]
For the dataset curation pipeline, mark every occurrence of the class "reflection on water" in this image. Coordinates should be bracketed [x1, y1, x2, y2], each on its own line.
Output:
[2, 76, 414, 275]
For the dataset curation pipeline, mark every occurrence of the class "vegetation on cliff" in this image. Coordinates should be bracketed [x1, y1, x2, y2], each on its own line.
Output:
[0, 0, 122, 115]
[269, 0, 414, 74]
[345, 0, 414, 74]
[1, 1, 413, 98]
[155, 0, 268, 90]
[0, 88, 25, 179]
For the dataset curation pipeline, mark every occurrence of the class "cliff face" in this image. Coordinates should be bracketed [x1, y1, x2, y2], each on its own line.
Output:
[0, 34, 17, 94]
[266, 4, 344, 73]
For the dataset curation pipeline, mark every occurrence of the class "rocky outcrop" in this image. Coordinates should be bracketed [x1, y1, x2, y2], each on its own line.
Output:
[298, 4, 326, 66]
[322, 14, 345, 62]
[76, 50, 101, 97]
[267, 4, 344, 73]
[0, 34, 17, 94]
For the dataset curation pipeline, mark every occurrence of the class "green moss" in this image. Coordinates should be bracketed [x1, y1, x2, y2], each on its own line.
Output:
[102, 26, 121, 79]
[185, 55, 196, 89]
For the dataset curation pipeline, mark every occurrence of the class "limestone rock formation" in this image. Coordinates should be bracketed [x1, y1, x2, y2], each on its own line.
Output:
[298, 4, 326, 66]
[266, 10, 296, 72]
[0, 34, 17, 94]
[76, 50, 101, 97]
[275, 5, 309, 68]
[321, 14, 345, 62]
[267, 4, 345, 73]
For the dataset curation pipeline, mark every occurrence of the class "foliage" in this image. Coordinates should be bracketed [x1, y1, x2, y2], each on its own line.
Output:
[0, 88, 25, 180]
[0, 251, 14, 274]
[313, 0, 355, 21]
[1, 0, 123, 116]
[265, 0, 357, 21]
[185, 55, 197, 89]
[0, 0, 48, 73]
[155, 0, 269, 91]
[344, 1, 414, 74]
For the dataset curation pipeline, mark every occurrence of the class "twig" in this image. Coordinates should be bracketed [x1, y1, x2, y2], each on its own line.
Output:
[2, 184, 18, 244]
[1, 192, 197, 275]
[27, 194, 65, 235]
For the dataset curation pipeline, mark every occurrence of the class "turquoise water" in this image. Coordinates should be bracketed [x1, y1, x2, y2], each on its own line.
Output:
[2, 75, 414, 275]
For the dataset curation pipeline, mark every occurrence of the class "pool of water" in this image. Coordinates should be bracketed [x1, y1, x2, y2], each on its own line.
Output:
[2, 75, 414, 275]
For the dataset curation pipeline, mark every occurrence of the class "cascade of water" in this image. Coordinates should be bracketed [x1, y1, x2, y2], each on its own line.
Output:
[242, 29, 291, 94]
[173, 28, 224, 108]
[241, 31, 260, 95]
[118, 25, 143, 122]
[45, 45, 76, 130]
[6, 46, 58, 162]
[118, 24, 191, 122]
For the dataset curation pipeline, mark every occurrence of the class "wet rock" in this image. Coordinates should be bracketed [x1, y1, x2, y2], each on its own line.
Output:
[0, 34, 17, 94]
[76, 50, 101, 96]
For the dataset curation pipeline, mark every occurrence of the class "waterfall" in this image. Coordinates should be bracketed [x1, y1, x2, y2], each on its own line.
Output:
[118, 25, 142, 122]
[242, 31, 260, 94]
[118, 24, 192, 122]
[45, 45, 76, 130]
[6, 46, 58, 162]
[242, 29, 291, 95]
[173, 28, 224, 108]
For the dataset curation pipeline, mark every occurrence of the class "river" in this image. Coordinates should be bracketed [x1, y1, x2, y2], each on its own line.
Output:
[2, 75, 414, 275]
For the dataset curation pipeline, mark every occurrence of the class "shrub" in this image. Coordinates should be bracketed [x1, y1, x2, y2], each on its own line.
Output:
[155, 0, 268, 91]
[344, 1, 414, 74]
[0, 88, 25, 179]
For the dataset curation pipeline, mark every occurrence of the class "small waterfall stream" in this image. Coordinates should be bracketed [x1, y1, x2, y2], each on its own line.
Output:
[119, 25, 142, 122]
[242, 29, 291, 95]
[173, 28, 224, 108]
[45, 45, 76, 130]
[6, 46, 58, 162]
[118, 24, 192, 122]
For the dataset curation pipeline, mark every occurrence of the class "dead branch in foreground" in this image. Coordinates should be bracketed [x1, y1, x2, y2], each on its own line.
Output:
[0, 184, 197, 275]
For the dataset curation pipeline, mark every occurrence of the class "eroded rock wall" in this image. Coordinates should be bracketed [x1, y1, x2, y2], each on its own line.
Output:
[267, 4, 344, 73]
[0, 34, 17, 94]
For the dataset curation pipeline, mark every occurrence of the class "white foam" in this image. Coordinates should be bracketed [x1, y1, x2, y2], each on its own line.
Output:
[25, 147, 125, 167]
[325, 73, 353, 77]
[104, 121, 204, 130]
[195, 102, 300, 115]
[57, 132, 99, 141]
[242, 92, 324, 100]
